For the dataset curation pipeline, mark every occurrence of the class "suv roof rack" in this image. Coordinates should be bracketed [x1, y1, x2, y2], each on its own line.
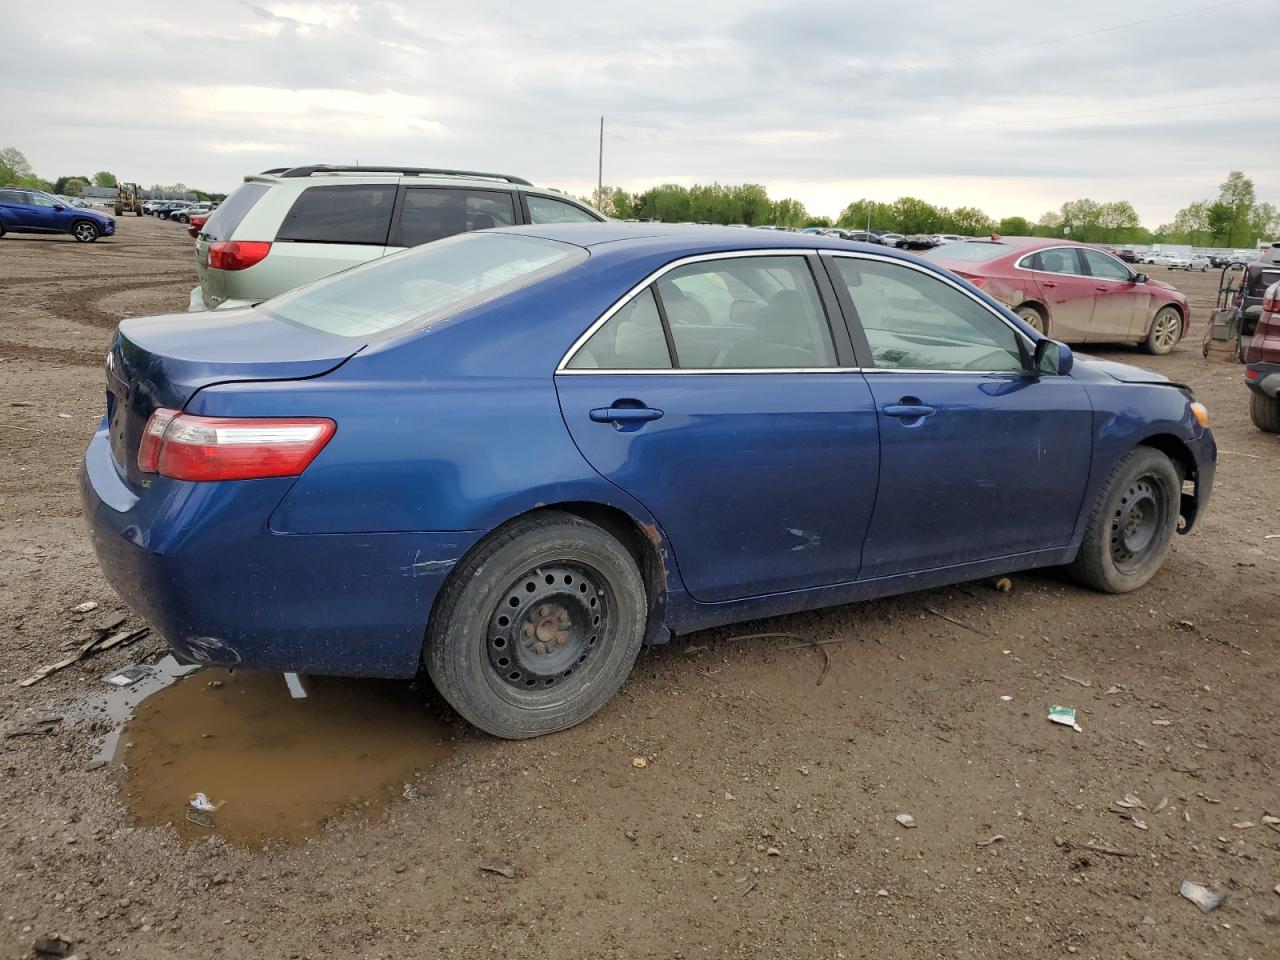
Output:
[273, 164, 532, 185]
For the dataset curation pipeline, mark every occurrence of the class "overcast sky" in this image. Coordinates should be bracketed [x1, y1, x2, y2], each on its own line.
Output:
[2, 0, 1276, 225]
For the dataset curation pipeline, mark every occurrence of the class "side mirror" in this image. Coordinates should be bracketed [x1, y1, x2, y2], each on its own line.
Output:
[53, 204, 65, 211]
[1033, 338, 1073, 376]
[1133, 272, 1148, 284]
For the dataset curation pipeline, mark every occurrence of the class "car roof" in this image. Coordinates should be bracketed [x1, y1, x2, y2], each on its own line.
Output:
[487, 222, 922, 258]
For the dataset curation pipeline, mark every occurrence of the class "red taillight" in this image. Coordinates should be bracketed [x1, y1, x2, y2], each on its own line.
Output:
[188, 215, 209, 239]
[137, 410, 335, 481]
[1264, 294, 1278, 313]
[207, 240, 272, 271]
[1245, 368, 1260, 381]
[954, 271, 989, 289]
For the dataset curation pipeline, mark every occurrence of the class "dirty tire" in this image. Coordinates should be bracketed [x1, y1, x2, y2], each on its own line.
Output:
[71, 220, 99, 243]
[1015, 304, 1046, 334]
[0, 220, 5, 239]
[1250, 391, 1280, 433]
[425, 511, 647, 739]
[1069, 447, 1181, 594]
[1143, 306, 1181, 354]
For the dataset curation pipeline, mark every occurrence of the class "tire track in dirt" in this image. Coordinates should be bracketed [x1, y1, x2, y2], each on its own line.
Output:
[0, 271, 189, 292]
[34, 276, 194, 330]
[0, 339, 104, 367]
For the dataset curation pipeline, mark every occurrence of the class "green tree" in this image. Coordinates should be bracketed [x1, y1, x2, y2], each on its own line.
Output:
[947, 206, 995, 235]
[53, 175, 92, 196]
[1097, 201, 1141, 242]
[1250, 202, 1279, 241]
[997, 215, 1033, 236]
[770, 198, 809, 228]
[890, 196, 943, 234]
[1169, 200, 1210, 244]
[0, 147, 33, 186]
[1206, 202, 1233, 245]
[92, 171, 118, 188]
[836, 199, 894, 232]
[1218, 170, 1255, 246]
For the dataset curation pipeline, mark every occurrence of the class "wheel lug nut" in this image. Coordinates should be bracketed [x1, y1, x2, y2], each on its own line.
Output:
[523, 623, 535, 637]
[539, 605, 550, 617]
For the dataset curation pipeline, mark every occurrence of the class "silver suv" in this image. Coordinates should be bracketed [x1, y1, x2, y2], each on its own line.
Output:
[190, 164, 605, 311]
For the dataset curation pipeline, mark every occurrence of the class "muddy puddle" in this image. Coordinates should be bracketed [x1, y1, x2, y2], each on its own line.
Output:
[98, 660, 455, 848]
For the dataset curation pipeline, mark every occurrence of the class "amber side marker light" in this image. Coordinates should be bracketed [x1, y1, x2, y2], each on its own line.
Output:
[1190, 402, 1210, 428]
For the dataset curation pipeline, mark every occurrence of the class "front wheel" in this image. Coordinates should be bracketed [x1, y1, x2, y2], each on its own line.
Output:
[425, 511, 647, 739]
[71, 220, 100, 243]
[1069, 447, 1181, 593]
[1251, 391, 1280, 433]
[1143, 306, 1181, 355]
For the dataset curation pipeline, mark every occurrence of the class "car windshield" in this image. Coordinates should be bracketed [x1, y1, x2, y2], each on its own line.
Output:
[921, 241, 1009, 263]
[263, 232, 586, 337]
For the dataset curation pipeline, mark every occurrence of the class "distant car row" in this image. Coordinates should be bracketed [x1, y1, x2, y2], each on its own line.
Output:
[143, 199, 219, 223]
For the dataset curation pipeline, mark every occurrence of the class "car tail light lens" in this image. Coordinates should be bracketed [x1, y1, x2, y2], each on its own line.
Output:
[954, 271, 989, 289]
[137, 410, 335, 481]
[1246, 367, 1260, 381]
[207, 240, 272, 271]
[1264, 292, 1278, 313]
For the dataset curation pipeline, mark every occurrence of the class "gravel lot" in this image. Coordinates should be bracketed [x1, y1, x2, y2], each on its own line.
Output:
[1, 216, 1277, 960]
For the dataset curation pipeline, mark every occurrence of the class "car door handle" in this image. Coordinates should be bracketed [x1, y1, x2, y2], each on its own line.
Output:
[883, 404, 936, 419]
[589, 405, 664, 424]
[1040, 280, 1058, 288]
[1095, 285, 1109, 291]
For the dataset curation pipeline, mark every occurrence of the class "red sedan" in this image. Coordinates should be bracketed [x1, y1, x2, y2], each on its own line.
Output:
[186, 212, 209, 239]
[924, 237, 1190, 354]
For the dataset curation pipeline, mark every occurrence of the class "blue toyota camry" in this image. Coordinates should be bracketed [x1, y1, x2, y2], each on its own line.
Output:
[82, 224, 1215, 738]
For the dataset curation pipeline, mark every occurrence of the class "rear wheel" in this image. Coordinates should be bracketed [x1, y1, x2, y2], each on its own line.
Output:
[1015, 304, 1046, 334]
[1069, 447, 1180, 593]
[425, 511, 647, 739]
[1143, 306, 1181, 354]
[71, 220, 99, 243]
[1250, 391, 1280, 433]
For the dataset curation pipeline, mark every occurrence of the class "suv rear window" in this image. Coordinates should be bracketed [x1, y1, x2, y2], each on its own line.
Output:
[921, 242, 1008, 263]
[396, 188, 516, 247]
[200, 183, 268, 241]
[276, 184, 397, 245]
[263, 232, 586, 337]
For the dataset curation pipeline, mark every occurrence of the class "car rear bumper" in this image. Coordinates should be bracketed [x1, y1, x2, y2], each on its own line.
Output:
[1245, 361, 1280, 398]
[187, 286, 260, 313]
[81, 426, 480, 678]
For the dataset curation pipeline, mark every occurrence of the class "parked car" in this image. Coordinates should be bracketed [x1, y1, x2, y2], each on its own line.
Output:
[878, 232, 905, 247]
[0, 188, 115, 242]
[1244, 279, 1280, 431]
[173, 202, 212, 224]
[1179, 255, 1211, 272]
[897, 234, 937, 250]
[1234, 241, 1280, 355]
[82, 224, 1216, 739]
[186, 212, 210, 239]
[154, 201, 192, 220]
[190, 163, 605, 311]
[1118, 249, 1138, 263]
[923, 237, 1190, 354]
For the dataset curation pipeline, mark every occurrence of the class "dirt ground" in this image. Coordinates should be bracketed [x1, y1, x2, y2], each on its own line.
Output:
[1, 216, 1277, 960]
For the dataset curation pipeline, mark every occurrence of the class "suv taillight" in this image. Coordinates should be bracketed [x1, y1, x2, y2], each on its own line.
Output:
[137, 409, 335, 481]
[207, 240, 272, 271]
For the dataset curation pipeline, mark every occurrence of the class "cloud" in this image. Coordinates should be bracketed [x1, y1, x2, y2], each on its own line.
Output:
[0, 0, 1275, 223]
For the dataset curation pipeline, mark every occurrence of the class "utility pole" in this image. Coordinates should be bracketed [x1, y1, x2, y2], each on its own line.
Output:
[597, 115, 604, 207]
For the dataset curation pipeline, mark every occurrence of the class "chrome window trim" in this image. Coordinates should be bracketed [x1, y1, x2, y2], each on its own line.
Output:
[820, 249, 1036, 354]
[556, 249, 834, 372]
[556, 247, 1034, 376]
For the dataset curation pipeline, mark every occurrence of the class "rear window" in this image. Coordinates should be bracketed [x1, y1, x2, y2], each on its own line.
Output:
[396, 187, 516, 247]
[262, 232, 586, 337]
[276, 184, 397, 245]
[921, 242, 1008, 264]
[201, 183, 268, 241]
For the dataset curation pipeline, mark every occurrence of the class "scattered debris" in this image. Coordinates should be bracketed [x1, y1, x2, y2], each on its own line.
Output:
[97, 611, 128, 632]
[32, 935, 73, 957]
[1060, 674, 1092, 688]
[1116, 793, 1147, 810]
[1232, 821, 1256, 830]
[1057, 837, 1135, 858]
[924, 606, 977, 632]
[402, 783, 419, 801]
[1153, 797, 1169, 813]
[17, 627, 149, 687]
[976, 835, 1005, 847]
[479, 859, 516, 879]
[1131, 817, 1149, 831]
[765, 846, 780, 856]
[999, 695, 1013, 702]
[876, 888, 889, 897]
[4, 714, 61, 739]
[1152, 719, 1173, 726]
[72, 601, 98, 614]
[1264, 534, 1280, 540]
[631, 756, 648, 769]
[993, 577, 1013, 593]
[1180, 880, 1225, 913]
[1048, 705, 1082, 733]
[741, 880, 758, 896]
[186, 809, 215, 829]
[103, 665, 150, 687]
[895, 813, 916, 829]
[207, 680, 224, 689]
[190, 792, 222, 813]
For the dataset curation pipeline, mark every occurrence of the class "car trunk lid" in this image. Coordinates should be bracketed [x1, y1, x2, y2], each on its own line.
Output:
[105, 307, 363, 489]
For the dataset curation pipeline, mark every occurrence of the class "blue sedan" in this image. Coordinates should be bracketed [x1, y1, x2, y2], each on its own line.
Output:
[82, 225, 1216, 738]
[0, 188, 115, 242]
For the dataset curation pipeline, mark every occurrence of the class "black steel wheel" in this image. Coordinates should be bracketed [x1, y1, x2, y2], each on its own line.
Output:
[1069, 447, 1180, 593]
[426, 511, 646, 739]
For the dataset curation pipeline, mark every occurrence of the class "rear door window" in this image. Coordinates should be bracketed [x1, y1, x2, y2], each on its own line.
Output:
[394, 188, 516, 247]
[656, 256, 836, 369]
[526, 194, 601, 224]
[1024, 247, 1086, 276]
[276, 184, 396, 245]
[201, 182, 268, 241]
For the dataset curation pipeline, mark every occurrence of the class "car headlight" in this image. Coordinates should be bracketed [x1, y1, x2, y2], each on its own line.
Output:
[1189, 402, 1210, 428]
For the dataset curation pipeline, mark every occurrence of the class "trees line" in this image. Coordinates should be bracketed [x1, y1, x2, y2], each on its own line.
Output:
[590, 170, 1278, 247]
[0, 147, 224, 202]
